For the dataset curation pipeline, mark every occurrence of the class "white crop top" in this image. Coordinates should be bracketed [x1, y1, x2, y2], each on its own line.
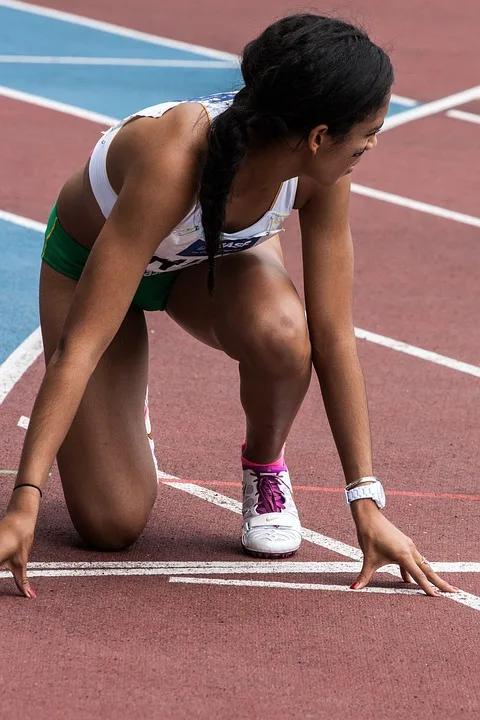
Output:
[88, 92, 298, 274]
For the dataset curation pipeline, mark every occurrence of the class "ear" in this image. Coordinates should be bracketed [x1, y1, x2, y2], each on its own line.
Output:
[308, 124, 329, 153]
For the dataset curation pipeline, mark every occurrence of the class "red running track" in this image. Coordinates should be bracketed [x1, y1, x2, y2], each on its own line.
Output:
[1, 1, 480, 719]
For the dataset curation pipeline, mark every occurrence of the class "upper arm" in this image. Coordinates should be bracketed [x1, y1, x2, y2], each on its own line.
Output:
[59, 115, 203, 364]
[299, 175, 354, 343]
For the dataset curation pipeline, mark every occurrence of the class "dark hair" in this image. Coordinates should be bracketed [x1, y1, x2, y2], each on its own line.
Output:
[199, 14, 394, 292]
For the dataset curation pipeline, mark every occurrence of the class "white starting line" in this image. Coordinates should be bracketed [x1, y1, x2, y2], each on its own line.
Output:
[0, 560, 477, 602]
[2, 456, 479, 608]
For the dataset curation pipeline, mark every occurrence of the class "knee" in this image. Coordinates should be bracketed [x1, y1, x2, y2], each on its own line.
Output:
[223, 299, 311, 376]
[72, 496, 156, 551]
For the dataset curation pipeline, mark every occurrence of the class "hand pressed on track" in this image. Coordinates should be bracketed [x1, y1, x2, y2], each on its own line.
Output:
[0, 490, 39, 598]
[350, 501, 459, 597]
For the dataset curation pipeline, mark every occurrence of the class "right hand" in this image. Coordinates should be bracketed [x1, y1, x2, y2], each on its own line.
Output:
[0, 509, 37, 598]
[350, 500, 458, 596]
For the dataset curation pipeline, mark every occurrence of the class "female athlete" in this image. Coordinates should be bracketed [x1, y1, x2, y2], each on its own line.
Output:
[0, 14, 458, 598]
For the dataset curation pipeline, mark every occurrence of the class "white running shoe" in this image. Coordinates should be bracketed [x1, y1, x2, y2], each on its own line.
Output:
[241, 462, 302, 558]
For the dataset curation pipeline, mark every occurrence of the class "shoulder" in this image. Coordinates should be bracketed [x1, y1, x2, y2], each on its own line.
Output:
[294, 174, 351, 212]
[109, 102, 210, 179]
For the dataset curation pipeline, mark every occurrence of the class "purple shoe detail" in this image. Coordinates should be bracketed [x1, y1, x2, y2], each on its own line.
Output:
[248, 470, 286, 514]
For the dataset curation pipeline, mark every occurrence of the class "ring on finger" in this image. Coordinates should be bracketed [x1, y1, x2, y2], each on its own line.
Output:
[418, 556, 430, 567]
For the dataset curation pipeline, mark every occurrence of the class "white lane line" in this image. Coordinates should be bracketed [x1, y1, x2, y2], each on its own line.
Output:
[0, 85, 117, 125]
[163, 482, 480, 612]
[390, 94, 417, 107]
[3, 90, 479, 233]
[4, 0, 476, 138]
[0, 209, 479, 408]
[169, 577, 423, 594]
[0, 327, 43, 405]
[431, 563, 480, 573]
[351, 184, 480, 228]
[446, 109, 480, 125]
[0, 208, 46, 232]
[382, 85, 480, 130]
[170, 578, 480, 610]
[17, 415, 30, 429]
[3, 566, 477, 608]
[0, 0, 236, 61]
[0, 2, 421, 120]
[26, 561, 366, 572]
[0, 208, 45, 406]
[0, 470, 16, 474]
[355, 327, 480, 378]
[23, 560, 480, 573]
[157, 470, 180, 480]
[163, 482, 365, 561]
[0, 55, 236, 68]
[0, 562, 365, 578]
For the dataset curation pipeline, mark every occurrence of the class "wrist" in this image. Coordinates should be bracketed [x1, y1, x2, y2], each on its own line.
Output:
[8, 487, 41, 519]
[350, 498, 382, 522]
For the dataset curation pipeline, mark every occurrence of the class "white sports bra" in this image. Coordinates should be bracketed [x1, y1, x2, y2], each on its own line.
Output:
[88, 92, 298, 274]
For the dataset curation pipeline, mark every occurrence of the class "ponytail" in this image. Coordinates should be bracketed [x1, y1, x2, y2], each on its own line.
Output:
[198, 91, 250, 294]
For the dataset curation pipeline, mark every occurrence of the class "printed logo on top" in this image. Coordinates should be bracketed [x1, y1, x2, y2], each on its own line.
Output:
[178, 236, 263, 257]
[191, 91, 238, 105]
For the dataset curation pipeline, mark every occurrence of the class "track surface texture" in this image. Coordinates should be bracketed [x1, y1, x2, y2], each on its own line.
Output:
[0, 1, 479, 719]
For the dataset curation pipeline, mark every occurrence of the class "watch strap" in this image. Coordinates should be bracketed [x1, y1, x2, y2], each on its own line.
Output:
[345, 476, 379, 492]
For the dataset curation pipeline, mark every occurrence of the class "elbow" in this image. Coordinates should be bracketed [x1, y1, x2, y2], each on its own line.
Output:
[52, 333, 102, 374]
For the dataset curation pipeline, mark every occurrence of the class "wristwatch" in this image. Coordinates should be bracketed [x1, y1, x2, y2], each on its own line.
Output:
[344, 476, 386, 509]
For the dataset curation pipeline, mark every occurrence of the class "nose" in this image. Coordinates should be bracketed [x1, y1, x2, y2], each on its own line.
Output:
[366, 134, 378, 151]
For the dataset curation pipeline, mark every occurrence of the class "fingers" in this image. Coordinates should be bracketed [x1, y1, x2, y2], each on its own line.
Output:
[350, 558, 377, 590]
[9, 561, 36, 599]
[400, 566, 412, 583]
[413, 556, 459, 594]
[351, 555, 459, 597]
[401, 556, 440, 596]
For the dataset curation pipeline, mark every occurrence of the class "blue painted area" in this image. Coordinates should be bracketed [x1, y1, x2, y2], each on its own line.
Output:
[0, 6, 226, 60]
[0, 59, 411, 128]
[0, 4, 418, 364]
[389, 100, 417, 116]
[0, 64, 243, 118]
[0, 221, 43, 362]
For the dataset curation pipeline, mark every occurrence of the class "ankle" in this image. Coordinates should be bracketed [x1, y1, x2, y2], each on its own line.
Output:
[241, 441, 286, 467]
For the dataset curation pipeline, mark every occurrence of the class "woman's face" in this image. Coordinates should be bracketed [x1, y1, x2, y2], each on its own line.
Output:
[305, 98, 391, 185]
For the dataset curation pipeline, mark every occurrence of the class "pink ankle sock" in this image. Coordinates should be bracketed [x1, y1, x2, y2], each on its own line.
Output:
[241, 442, 286, 472]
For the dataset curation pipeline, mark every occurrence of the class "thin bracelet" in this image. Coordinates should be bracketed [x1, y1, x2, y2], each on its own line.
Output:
[345, 476, 379, 492]
[13, 483, 43, 499]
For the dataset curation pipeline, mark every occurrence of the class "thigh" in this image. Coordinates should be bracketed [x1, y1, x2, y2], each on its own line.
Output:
[39, 263, 157, 546]
[167, 235, 308, 356]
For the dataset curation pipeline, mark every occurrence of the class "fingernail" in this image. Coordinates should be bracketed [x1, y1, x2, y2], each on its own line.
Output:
[27, 589, 36, 599]
[350, 582, 360, 590]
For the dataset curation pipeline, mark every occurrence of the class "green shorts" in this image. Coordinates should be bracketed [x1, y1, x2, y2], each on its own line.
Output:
[41, 204, 181, 311]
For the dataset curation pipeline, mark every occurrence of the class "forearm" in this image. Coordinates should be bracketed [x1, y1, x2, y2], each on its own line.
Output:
[313, 335, 373, 484]
[14, 349, 95, 493]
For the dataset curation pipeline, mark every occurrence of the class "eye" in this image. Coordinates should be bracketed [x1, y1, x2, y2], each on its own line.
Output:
[352, 148, 365, 158]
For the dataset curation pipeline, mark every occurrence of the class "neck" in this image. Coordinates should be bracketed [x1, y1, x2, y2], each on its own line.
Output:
[233, 139, 304, 195]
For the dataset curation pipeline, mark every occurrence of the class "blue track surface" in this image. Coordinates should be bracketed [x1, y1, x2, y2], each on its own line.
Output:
[0, 3, 418, 363]
[0, 221, 43, 360]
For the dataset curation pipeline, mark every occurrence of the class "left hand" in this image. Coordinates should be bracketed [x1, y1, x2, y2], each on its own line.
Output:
[350, 501, 459, 596]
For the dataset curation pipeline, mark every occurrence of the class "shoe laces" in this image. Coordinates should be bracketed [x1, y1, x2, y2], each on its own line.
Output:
[250, 470, 286, 514]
